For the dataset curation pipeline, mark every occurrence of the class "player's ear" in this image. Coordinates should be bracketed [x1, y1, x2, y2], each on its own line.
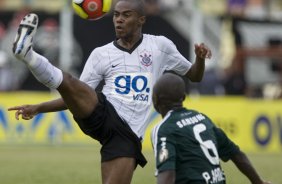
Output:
[138, 15, 146, 26]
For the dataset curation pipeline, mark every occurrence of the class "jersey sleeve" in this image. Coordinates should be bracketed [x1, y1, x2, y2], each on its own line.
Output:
[79, 49, 103, 89]
[156, 36, 192, 76]
[151, 124, 176, 175]
[214, 127, 241, 162]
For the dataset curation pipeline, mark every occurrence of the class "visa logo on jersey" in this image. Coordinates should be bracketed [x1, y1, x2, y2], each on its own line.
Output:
[113, 72, 152, 104]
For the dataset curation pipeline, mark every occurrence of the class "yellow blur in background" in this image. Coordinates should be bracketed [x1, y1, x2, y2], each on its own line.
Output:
[1, 92, 281, 153]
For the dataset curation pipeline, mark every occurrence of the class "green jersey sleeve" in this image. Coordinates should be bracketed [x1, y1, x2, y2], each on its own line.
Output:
[155, 128, 176, 174]
[151, 114, 177, 175]
[214, 127, 240, 162]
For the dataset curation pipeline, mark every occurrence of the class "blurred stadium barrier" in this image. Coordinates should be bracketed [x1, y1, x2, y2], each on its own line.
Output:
[1, 92, 281, 153]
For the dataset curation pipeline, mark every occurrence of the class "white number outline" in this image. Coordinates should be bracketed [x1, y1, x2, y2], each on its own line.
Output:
[193, 123, 220, 165]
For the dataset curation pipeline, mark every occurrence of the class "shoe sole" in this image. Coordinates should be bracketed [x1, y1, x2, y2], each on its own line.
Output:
[13, 13, 38, 58]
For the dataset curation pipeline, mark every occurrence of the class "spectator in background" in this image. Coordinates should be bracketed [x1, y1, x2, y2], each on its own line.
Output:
[227, 0, 247, 17]
[244, 0, 268, 20]
[0, 21, 16, 91]
[0, 10, 31, 90]
[269, 0, 282, 20]
[227, 0, 268, 19]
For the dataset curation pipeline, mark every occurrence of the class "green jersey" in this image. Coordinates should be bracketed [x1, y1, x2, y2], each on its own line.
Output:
[151, 108, 240, 184]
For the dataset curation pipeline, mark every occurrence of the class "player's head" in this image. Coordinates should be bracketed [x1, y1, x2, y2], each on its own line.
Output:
[113, 0, 146, 39]
[153, 73, 186, 116]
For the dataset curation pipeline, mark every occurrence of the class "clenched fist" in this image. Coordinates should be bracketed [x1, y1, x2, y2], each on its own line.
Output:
[194, 43, 212, 60]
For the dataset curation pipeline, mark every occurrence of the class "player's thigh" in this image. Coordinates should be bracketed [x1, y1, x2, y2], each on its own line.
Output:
[57, 72, 98, 118]
[101, 157, 136, 184]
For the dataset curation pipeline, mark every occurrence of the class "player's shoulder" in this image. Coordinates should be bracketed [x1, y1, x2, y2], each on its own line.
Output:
[184, 108, 206, 117]
[89, 41, 115, 56]
[187, 109, 201, 115]
[153, 111, 177, 134]
[143, 34, 175, 52]
[94, 41, 115, 52]
[188, 109, 216, 128]
[143, 34, 172, 44]
[151, 119, 174, 145]
[143, 33, 169, 40]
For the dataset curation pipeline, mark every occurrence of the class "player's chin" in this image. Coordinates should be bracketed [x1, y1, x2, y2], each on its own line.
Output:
[115, 30, 125, 38]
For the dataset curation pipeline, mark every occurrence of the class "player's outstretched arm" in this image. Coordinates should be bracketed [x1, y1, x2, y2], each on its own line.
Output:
[231, 151, 272, 184]
[8, 98, 67, 120]
[157, 170, 175, 184]
[185, 43, 212, 82]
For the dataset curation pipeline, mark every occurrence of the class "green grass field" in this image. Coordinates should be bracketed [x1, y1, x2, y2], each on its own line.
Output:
[0, 145, 280, 184]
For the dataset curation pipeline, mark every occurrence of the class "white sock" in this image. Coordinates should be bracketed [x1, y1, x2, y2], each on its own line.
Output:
[24, 49, 63, 89]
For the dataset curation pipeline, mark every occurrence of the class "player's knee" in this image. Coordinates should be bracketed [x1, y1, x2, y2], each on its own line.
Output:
[63, 72, 75, 82]
[60, 72, 78, 91]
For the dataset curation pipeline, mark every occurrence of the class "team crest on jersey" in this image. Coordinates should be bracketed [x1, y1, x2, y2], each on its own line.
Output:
[139, 50, 152, 67]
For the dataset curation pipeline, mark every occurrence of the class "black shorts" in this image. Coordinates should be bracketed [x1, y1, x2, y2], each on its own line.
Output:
[74, 92, 147, 167]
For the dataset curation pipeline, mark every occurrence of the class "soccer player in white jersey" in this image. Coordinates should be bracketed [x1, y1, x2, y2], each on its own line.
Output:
[9, 0, 211, 183]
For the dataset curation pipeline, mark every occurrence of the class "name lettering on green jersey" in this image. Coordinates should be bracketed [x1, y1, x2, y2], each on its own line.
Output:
[176, 114, 205, 128]
[202, 167, 225, 184]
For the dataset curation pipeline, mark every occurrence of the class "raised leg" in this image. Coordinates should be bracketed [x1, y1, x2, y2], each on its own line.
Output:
[12, 13, 98, 119]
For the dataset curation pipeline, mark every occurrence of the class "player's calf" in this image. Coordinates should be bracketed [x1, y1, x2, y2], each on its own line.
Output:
[12, 13, 63, 89]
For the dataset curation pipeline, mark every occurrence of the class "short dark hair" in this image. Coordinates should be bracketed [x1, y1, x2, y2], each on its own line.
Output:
[154, 73, 185, 103]
[117, 0, 146, 16]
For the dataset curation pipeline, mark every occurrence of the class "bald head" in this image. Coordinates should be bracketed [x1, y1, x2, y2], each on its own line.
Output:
[153, 73, 186, 115]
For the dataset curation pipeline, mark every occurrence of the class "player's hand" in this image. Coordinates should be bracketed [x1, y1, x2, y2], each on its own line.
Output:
[262, 181, 272, 184]
[194, 43, 212, 60]
[8, 105, 39, 120]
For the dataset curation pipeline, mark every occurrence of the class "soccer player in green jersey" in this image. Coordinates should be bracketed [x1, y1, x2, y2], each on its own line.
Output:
[151, 73, 271, 184]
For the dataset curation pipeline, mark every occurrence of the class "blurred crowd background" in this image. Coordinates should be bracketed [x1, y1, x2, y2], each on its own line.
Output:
[0, 0, 282, 99]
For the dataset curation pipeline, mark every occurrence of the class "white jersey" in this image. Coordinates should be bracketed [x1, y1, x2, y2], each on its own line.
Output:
[79, 34, 192, 138]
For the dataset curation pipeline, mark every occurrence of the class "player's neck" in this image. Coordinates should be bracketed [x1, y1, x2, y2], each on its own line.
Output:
[161, 105, 183, 117]
[117, 33, 142, 50]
